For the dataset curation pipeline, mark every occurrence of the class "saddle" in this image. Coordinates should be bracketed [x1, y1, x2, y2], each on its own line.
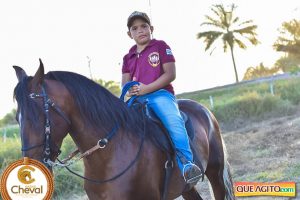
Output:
[145, 105, 195, 141]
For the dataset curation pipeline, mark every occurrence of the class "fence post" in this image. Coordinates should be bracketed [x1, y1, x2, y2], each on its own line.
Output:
[270, 77, 274, 96]
[209, 95, 214, 109]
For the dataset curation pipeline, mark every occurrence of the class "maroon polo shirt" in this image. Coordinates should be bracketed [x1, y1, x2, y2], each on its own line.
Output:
[122, 39, 175, 94]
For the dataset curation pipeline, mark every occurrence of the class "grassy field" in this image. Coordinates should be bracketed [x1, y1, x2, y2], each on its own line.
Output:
[178, 76, 300, 131]
[1, 75, 300, 199]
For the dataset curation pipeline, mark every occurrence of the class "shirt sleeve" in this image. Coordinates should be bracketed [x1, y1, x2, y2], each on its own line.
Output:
[158, 40, 175, 64]
[122, 55, 130, 74]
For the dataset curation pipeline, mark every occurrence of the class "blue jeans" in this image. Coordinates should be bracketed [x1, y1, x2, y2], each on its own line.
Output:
[137, 89, 193, 172]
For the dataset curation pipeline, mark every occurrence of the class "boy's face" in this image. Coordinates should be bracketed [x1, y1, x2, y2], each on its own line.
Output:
[128, 18, 153, 46]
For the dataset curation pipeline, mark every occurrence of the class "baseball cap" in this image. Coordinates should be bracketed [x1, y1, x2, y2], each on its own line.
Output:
[127, 11, 151, 29]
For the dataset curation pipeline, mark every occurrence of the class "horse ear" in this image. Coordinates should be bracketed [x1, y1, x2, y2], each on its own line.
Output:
[13, 66, 28, 82]
[31, 58, 45, 88]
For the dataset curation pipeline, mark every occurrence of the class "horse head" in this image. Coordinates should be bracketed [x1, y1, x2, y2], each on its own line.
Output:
[13, 59, 71, 169]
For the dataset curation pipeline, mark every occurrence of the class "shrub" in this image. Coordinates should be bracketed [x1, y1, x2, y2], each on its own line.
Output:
[278, 80, 300, 105]
[212, 92, 294, 123]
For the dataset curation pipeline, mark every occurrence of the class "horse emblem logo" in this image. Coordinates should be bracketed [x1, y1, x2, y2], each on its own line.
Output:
[148, 52, 160, 67]
[17, 165, 35, 184]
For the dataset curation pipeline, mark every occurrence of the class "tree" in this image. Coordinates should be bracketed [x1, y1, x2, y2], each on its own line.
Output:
[197, 4, 259, 82]
[273, 19, 300, 55]
[243, 63, 279, 80]
[0, 109, 17, 127]
[94, 79, 121, 96]
[273, 19, 300, 72]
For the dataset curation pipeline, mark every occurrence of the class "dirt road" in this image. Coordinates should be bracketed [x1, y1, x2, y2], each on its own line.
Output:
[188, 112, 300, 200]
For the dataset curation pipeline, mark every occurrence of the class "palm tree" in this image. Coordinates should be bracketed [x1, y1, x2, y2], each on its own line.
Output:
[197, 4, 259, 82]
[273, 19, 300, 55]
[273, 19, 300, 72]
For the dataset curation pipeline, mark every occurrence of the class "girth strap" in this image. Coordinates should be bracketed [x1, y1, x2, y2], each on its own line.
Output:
[162, 153, 173, 200]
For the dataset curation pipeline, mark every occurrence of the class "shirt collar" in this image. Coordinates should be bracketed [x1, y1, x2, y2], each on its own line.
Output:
[128, 39, 157, 58]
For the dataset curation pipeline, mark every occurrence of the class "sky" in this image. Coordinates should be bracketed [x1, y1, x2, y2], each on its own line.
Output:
[0, 0, 299, 118]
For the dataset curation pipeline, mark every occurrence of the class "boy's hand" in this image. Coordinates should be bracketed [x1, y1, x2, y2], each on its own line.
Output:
[127, 82, 149, 96]
[136, 83, 148, 95]
[127, 85, 140, 97]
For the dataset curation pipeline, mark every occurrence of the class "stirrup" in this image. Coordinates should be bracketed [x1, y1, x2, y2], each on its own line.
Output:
[182, 162, 202, 185]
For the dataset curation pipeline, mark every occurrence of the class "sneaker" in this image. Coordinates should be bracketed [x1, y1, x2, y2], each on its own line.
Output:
[182, 162, 202, 185]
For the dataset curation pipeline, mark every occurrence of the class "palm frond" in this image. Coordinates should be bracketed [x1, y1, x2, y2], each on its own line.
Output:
[234, 38, 247, 49]
[197, 31, 223, 51]
[232, 16, 239, 24]
[237, 20, 254, 27]
[210, 5, 222, 18]
[201, 15, 225, 29]
[222, 37, 229, 52]
[247, 36, 259, 45]
[197, 31, 223, 39]
[234, 25, 258, 35]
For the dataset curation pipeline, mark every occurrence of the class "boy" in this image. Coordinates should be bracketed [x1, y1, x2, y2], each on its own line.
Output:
[122, 11, 202, 185]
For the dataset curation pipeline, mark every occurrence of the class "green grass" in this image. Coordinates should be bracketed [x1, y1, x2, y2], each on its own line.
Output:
[0, 136, 21, 171]
[0, 125, 19, 138]
[285, 163, 300, 178]
[177, 77, 300, 126]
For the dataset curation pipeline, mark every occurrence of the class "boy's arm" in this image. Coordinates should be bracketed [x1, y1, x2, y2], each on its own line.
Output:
[138, 62, 176, 95]
[122, 73, 131, 87]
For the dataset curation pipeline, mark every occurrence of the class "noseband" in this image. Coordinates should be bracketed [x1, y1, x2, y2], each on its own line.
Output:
[22, 83, 71, 166]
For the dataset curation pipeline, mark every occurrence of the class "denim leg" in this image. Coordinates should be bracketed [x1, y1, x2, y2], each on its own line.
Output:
[142, 90, 193, 172]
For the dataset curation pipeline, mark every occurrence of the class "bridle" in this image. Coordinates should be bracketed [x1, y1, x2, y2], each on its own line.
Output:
[22, 83, 71, 167]
[22, 82, 146, 184]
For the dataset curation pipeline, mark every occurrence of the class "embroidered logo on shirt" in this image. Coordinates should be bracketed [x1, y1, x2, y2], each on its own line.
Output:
[148, 52, 160, 67]
[166, 49, 173, 55]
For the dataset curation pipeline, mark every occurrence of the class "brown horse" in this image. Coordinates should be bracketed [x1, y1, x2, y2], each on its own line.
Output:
[13, 60, 235, 200]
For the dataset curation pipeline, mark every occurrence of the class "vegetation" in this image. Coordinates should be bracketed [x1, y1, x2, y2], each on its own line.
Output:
[273, 19, 300, 55]
[273, 19, 300, 73]
[242, 63, 279, 80]
[177, 76, 300, 129]
[94, 79, 121, 96]
[0, 109, 17, 127]
[197, 3, 259, 82]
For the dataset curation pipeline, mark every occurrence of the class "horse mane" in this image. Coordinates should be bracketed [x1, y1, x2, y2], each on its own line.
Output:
[14, 71, 171, 151]
[45, 71, 144, 134]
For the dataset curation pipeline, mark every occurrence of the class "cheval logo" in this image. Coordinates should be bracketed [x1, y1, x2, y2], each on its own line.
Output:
[18, 166, 35, 184]
[0, 157, 54, 200]
[148, 52, 160, 67]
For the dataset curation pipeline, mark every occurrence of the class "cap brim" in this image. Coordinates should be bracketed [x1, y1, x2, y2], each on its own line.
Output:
[127, 16, 150, 28]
